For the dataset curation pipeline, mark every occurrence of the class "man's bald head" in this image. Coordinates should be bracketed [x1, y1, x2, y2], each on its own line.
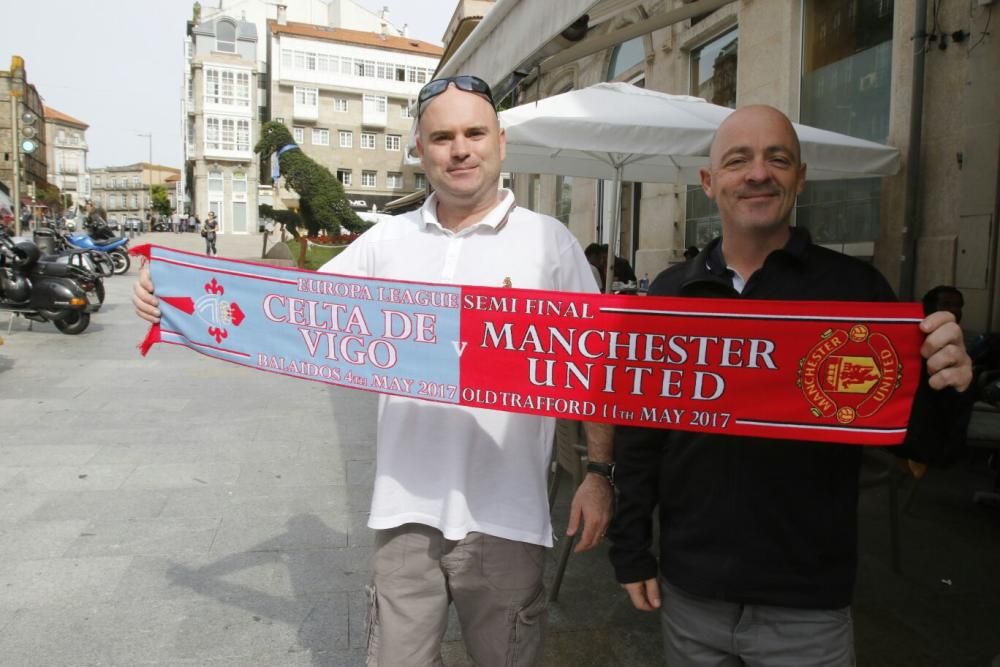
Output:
[709, 105, 802, 168]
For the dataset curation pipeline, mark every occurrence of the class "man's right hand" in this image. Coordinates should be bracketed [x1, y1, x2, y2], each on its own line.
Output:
[622, 578, 661, 611]
[132, 265, 160, 324]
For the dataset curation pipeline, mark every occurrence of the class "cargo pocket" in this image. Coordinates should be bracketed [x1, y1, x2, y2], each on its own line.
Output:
[365, 584, 380, 666]
[507, 585, 548, 667]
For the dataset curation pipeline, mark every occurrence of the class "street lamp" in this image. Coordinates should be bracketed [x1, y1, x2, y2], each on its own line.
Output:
[137, 132, 152, 232]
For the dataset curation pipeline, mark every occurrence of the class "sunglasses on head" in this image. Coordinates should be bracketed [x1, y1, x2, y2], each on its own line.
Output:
[417, 75, 496, 118]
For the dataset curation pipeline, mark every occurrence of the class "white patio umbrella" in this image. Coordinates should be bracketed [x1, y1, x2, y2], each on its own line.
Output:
[499, 82, 900, 292]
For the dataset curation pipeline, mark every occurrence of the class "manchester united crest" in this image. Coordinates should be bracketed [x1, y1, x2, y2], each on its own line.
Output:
[797, 324, 902, 424]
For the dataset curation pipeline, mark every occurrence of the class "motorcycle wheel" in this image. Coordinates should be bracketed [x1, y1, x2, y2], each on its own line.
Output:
[95, 278, 106, 304]
[111, 250, 131, 275]
[53, 311, 90, 335]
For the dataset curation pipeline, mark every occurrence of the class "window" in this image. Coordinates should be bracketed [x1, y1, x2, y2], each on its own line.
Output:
[233, 171, 247, 193]
[293, 127, 305, 143]
[385, 135, 401, 151]
[93, 176, 102, 187]
[556, 175, 573, 225]
[109, 195, 117, 208]
[607, 36, 645, 80]
[206, 117, 250, 152]
[216, 20, 236, 53]
[684, 30, 740, 248]
[797, 0, 894, 247]
[294, 86, 318, 107]
[337, 169, 352, 186]
[400, 102, 413, 119]
[362, 170, 377, 188]
[360, 132, 376, 150]
[94, 195, 102, 207]
[387, 172, 403, 189]
[236, 119, 250, 152]
[312, 128, 330, 145]
[334, 98, 348, 112]
[415, 173, 427, 190]
[690, 29, 738, 108]
[363, 94, 387, 114]
[208, 169, 223, 193]
[130, 194, 138, 209]
[132, 176, 141, 188]
[339, 130, 353, 148]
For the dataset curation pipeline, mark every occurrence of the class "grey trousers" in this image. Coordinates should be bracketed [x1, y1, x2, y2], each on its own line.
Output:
[660, 579, 855, 667]
[366, 523, 548, 667]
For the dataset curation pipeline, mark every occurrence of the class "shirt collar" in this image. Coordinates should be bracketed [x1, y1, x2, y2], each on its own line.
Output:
[420, 189, 516, 234]
[704, 226, 811, 275]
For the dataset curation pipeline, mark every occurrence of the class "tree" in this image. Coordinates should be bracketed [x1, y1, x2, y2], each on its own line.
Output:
[37, 183, 64, 216]
[150, 184, 172, 217]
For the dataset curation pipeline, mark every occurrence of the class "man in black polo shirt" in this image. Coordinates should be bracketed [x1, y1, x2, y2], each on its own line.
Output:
[609, 105, 972, 665]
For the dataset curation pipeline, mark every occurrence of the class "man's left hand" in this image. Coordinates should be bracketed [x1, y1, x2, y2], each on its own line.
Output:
[566, 474, 614, 553]
[920, 311, 972, 392]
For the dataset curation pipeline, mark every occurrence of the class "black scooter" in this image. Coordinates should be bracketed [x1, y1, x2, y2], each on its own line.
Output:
[0, 229, 100, 335]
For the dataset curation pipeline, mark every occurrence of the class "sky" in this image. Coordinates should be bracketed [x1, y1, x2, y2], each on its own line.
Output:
[6, 0, 455, 169]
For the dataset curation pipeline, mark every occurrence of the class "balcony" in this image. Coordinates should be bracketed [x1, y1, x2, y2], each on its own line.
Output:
[293, 104, 319, 122]
[361, 107, 387, 129]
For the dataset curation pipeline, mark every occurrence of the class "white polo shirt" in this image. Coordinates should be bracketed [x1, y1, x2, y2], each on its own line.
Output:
[321, 189, 598, 546]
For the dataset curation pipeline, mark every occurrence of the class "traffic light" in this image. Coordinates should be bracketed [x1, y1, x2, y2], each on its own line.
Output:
[20, 108, 39, 155]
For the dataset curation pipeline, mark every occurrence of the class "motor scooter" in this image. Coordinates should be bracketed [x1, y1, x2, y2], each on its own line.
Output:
[65, 231, 131, 275]
[0, 229, 100, 334]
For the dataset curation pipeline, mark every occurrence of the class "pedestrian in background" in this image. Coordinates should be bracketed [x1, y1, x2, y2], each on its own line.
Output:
[202, 211, 218, 256]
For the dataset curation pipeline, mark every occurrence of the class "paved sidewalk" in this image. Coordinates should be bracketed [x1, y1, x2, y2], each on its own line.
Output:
[0, 232, 997, 665]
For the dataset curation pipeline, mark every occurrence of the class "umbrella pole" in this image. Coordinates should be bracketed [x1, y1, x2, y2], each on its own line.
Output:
[604, 166, 623, 294]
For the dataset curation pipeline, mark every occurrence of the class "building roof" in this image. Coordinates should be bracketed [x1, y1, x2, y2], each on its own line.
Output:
[94, 163, 182, 173]
[269, 20, 444, 57]
[43, 105, 89, 130]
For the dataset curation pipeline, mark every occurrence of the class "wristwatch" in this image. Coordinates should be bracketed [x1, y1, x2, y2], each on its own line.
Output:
[586, 461, 616, 488]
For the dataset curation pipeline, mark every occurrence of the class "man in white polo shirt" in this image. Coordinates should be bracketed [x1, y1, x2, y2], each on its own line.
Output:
[134, 75, 614, 666]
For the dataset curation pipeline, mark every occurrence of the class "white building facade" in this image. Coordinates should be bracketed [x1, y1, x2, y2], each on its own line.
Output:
[43, 106, 90, 211]
[266, 20, 442, 214]
[185, 15, 259, 234]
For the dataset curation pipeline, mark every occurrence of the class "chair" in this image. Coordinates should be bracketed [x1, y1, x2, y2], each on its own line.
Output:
[547, 418, 588, 602]
[859, 448, 905, 573]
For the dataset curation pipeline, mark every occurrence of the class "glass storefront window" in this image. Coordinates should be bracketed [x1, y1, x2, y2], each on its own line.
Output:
[798, 0, 893, 247]
[556, 175, 573, 225]
[685, 29, 739, 248]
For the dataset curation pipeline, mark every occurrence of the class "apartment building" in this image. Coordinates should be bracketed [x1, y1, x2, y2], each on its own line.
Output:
[44, 106, 90, 210]
[182, 0, 411, 234]
[0, 59, 47, 206]
[89, 163, 180, 225]
[184, 13, 259, 234]
[265, 17, 442, 214]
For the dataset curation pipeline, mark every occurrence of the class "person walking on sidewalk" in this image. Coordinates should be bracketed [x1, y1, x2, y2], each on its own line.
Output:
[202, 211, 218, 256]
[133, 74, 614, 666]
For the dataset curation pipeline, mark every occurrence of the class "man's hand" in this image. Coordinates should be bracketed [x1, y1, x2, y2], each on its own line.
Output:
[920, 311, 972, 392]
[622, 578, 661, 611]
[132, 265, 160, 324]
[566, 474, 613, 553]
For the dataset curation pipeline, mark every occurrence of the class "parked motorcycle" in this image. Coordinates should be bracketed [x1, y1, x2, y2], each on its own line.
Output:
[0, 229, 101, 334]
[32, 228, 112, 304]
[64, 231, 131, 275]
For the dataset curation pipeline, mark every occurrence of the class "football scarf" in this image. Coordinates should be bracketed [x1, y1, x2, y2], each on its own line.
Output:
[133, 245, 925, 445]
